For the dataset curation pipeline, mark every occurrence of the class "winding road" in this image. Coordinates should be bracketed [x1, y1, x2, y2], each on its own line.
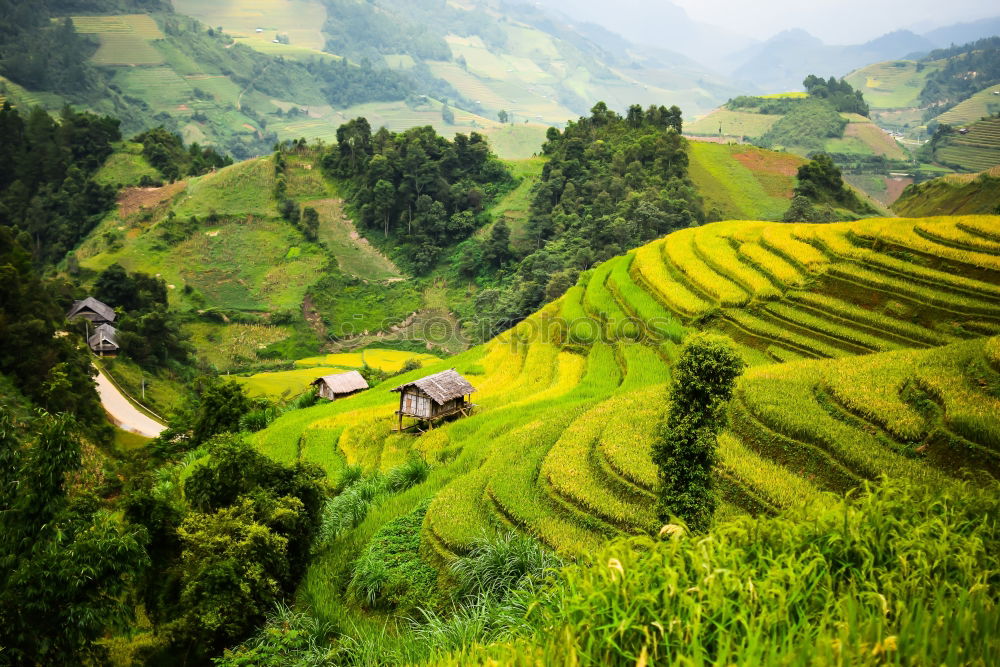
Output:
[94, 367, 166, 438]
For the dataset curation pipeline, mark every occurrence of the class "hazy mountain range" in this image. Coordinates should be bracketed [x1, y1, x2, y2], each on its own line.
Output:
[529, 0, 1000, 92]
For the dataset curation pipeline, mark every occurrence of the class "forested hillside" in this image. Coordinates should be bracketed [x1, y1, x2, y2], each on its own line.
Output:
[473, 103, 702, 333]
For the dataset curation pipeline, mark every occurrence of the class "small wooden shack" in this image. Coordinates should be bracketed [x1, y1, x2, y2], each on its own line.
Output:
[311, 371, 369, 401]
[391, 369, 476, 431]
[88, 323, 120, 355]
[67, 297, 116, 325]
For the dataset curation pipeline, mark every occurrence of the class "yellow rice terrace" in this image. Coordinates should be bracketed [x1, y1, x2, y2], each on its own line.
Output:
[231, 215, 1000, 663]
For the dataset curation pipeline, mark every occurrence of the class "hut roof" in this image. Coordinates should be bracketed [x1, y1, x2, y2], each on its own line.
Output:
[88, 323, 119, 349]
[67, 297, 116, 322]
[391, 369, 476, 405]
[311, 370, 369, 395]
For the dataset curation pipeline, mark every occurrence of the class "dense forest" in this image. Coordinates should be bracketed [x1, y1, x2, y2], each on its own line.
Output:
[0, 103, 120, 263]
[473, 102, 703, 333]
[324, 120, 513, 274]
[802, 75, 869, 116]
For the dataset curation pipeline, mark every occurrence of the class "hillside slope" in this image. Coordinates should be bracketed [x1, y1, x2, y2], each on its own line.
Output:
[895, 166, 1000, 216]
[252, 215, 1000, 629]
[72, 147, 423, 370]
[687, 142, 805, 221]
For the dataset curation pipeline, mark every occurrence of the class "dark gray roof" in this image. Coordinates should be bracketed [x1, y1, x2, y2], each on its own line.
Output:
[67, 297, 116, 322]
[311, 370, 369, 394]
[391, 369, 476, 405]
[88, 323, 119, 349]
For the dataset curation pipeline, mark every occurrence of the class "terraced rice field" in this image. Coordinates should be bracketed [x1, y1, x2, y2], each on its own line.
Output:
[934, 84, 1000, 126]
[687, 109, 783, 139]
[71, 15, 165, 66]
[936, 118, 1000, 172]
[254, 215, 1000, 571]
[844, 60, 939, 109]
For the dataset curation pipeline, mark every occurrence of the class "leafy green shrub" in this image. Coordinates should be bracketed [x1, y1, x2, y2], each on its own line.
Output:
[316, 457, 431, 547]
[347, 506, 438, 612]
[450, 531, 562, 601]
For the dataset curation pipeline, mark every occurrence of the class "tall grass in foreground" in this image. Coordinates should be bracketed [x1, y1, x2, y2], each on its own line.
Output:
[434, 479, 998, 665]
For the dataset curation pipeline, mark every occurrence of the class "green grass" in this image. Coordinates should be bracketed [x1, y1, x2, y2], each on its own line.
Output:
[307, 198, 402, 281]
[687, 143, 804, 221]
[844, 60, 939, 109]
[235, 366, 344, 399]
[687, 109, 783, 139]
[172, 0, 328, 51]
[482, 157, 545, 246]
[113, 427, 152, 452]
[172, 157, 278, 218]
[934, 118, 1000, 172]
[895, 169, 1000, 216]
[71, 15, 165, 66]
[243, 214, 1000, 660]
[294, 349, 439, 372]
[94, 142, 161, 188]
[184, 322, 294, 370]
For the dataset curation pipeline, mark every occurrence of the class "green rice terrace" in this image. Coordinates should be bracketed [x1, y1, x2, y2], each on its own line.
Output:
[251, 215, 1000, 622]
[934, 117, 1000, 172]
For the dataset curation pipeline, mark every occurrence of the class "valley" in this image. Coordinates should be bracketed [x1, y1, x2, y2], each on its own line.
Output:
[0, 1, 998, 664]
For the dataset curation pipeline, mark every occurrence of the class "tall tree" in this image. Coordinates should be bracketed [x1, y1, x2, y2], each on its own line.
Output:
[651, 333, 745, 532]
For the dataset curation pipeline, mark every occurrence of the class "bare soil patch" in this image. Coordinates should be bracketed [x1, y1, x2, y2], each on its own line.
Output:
[118, 181, 187, 218]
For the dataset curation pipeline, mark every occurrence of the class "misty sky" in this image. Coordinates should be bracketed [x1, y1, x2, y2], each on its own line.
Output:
[672, 0, 997, 43]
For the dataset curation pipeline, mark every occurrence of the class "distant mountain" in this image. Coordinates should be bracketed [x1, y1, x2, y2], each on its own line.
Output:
[727, 29, 936, 93]
[527, 0, 756, 70]
[923, 16, 1000, 48]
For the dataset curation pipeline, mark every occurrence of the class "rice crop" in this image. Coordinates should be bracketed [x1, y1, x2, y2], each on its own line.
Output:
[735, 240, 807, 288]
[725, 311, 851, 359]
[631, 242, 710, 317]
[583, 257, 635, 338]
[958, 218, 1000, 243]
[761, 302, 902, 352]
[540, 396, 658, 533]
[693, 224, 782, 300]
[663, 228, 748, 306]
[608, 254, 685, 342]
[758, 224, 830, 272]
[854, 217, 1000, 273]
[916, 219, 1000, 255]
[737, 361, 951, 487]
[786, 292, 951, 347]
[295, 349, 439, 372]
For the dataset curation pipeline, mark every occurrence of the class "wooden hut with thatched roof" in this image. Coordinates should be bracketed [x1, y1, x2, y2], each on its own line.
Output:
[391, 369, 476, 431]
[67, 297, 116, 325]
[88, 323, 120, 356]
[311, 370, 369, 401]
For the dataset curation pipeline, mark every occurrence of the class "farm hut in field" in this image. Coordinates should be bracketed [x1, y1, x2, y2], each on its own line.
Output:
[391, 369, 476, 431]
[311, 371, 369, 401]
[88, 324, 120, 356]
[67, 297, 116, 325]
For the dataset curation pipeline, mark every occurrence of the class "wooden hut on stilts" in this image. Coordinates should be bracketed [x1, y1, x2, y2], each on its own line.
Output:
[391, 369, 476, 432]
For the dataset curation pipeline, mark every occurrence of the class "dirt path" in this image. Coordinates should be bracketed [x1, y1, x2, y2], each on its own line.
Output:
[94, 367, 166, 438]
[237, 62, 272, 112]
[307, 197, 402, 280]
